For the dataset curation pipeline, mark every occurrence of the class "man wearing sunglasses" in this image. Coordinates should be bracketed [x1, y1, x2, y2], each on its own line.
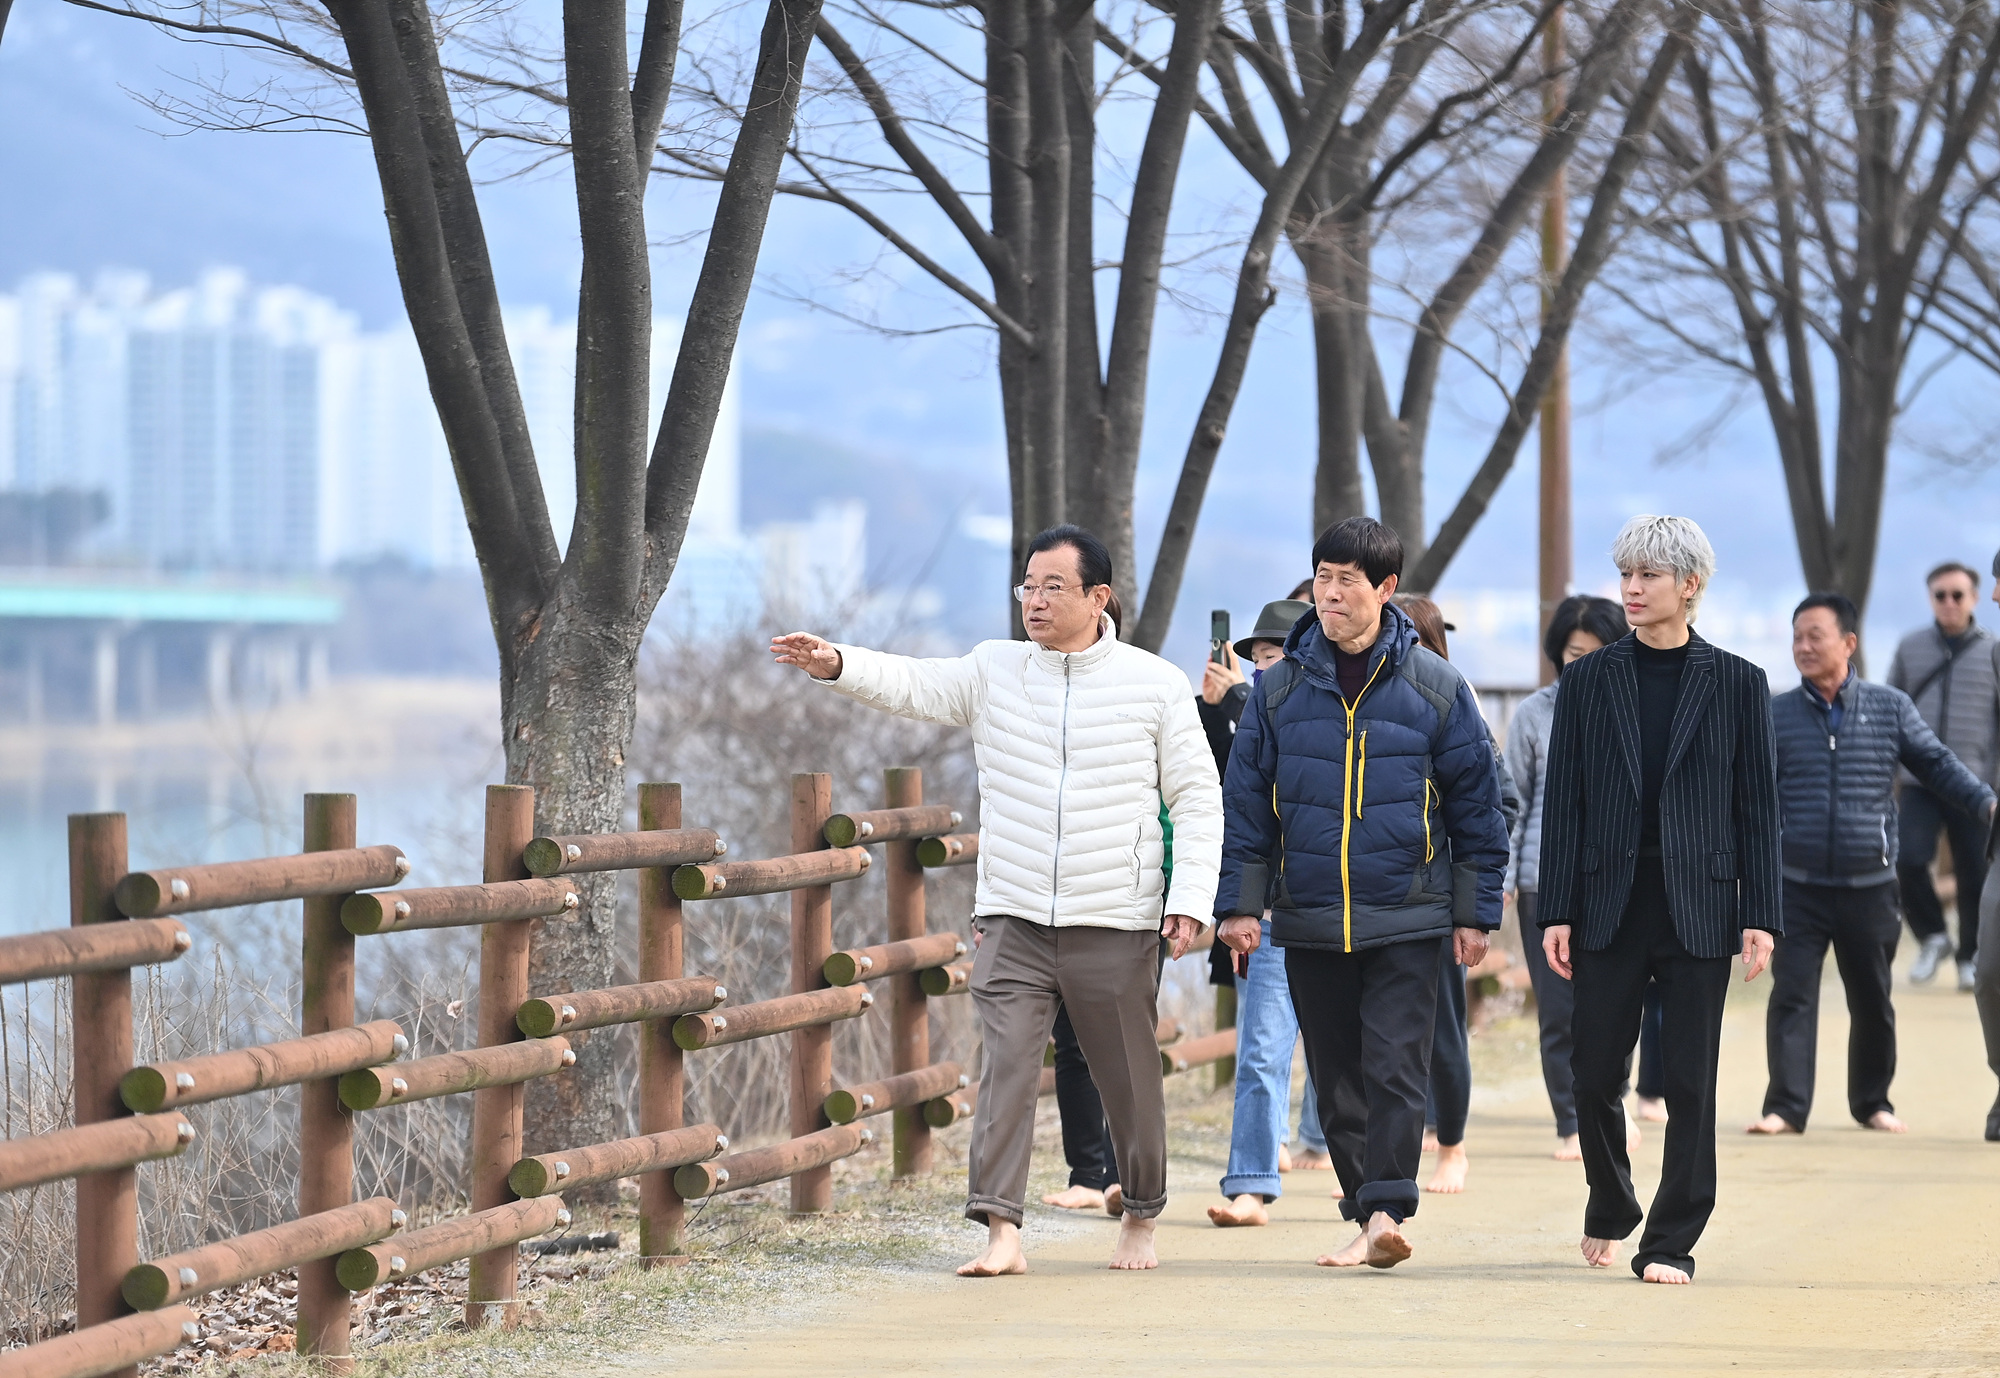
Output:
[1887, 561, 2000, 991]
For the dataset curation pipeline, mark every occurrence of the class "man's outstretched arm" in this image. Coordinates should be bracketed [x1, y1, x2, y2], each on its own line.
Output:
[771, 632, 983, 727]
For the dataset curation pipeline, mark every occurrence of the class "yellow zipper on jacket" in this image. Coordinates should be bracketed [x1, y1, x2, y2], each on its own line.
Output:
[1339, 658, 1388, 953]
[1356, 732, 1368, 818]
[1423, 779, 1435, 864]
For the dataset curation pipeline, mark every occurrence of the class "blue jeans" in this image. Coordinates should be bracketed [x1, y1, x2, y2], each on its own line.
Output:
[1222, 920, 1319, 1198]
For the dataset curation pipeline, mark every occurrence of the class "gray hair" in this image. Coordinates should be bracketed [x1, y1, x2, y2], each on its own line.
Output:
[1611, 515, 1716, 620]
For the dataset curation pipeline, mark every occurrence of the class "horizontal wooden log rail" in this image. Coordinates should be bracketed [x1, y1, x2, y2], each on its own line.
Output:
[121, 1020, 407, 1113]
[915, 833, 979, 868]
[342, 878, 578, 936]
[508, 1124, 728, 1198]
[918, 961, 971, 996]
[672, 1123, 874, 1200]
[516, 976, 726, 1039]
[821, 805, 961, 848]
[0, 1112, 195, 1194]
[123, 1197, 403, 1310]
[114, 845, 409, 918]
[920, 1067, 1056, 1127]
[823, 932, 966, 987]
[340, 1037, 573, 1111]
[0, 918, 190, 985]
[672, 986, 872, 1051]
[1162, 1028, 1237, 1075]
[523, 828, 724, 878]
[0, 1306, 198, 1378]
[335, 1196, 568, 1292]
[824, 1062, 966, 1124]
[671, 847, 869, 900]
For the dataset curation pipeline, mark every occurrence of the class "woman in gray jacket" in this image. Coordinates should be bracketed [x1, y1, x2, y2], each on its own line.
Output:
[1508, 595, 1627, 1159]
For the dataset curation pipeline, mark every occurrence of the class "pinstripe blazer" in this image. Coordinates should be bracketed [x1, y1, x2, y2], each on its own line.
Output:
[1536, 632, 1783, 959]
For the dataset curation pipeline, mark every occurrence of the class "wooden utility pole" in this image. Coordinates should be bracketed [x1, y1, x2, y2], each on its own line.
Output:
[1537, 3, 1573, 687]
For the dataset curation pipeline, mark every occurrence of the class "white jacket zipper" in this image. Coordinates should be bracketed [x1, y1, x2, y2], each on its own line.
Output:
[1051, 655, 1072, 925]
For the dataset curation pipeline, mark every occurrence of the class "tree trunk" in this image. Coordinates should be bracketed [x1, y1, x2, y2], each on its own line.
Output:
[1021, 0, 1072, 539]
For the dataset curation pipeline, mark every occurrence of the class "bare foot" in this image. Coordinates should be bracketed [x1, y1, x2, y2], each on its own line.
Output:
[1041, 1185, 1106, 1211]
[1866, 1110, 1908, 1133]
[1315, 1228, 1371, 1267]
[1292, 1149, 1334, 1171]
[1745, 1114, 1800, 1135]
[1364, 1211, 1413, 1269]
[1108, 1213, 1157, 1270]
[957, 1220, 1028, 1277]
[1625, 1107, 1643, 1152]
[1103, 1184, 1124, 1218]
[1206, 1194, 1270, 1228]
[1635, 1095, 1669, 1123]
[1278, 1142, 1293, 1172]
[1330, 1180, 1345, 1201]
[1642, 1262, 1692, 1284]
[1425, 1142, 1468, 1193]
[1422, 1129, 1440, 1153]
[1554, 1134, 1582, 1162]
[1580, 1235, 1618, 1268]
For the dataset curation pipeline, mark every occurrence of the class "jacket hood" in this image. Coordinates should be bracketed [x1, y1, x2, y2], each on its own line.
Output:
[1284, 599, 1419, 694]
[1029, 611, 1120, 675]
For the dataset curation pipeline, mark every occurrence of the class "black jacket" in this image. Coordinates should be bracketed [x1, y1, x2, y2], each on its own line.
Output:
[1537, 632, 1783, 959]
[1772, 674, 1994, 887]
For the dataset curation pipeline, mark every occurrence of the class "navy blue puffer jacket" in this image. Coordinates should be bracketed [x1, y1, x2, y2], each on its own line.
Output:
[1214, 603, 1510, 952]
[1773, 673, 1993, 886]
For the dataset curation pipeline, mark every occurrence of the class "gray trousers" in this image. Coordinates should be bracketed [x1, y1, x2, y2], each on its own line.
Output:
[966, 916, 1167, 1227]
[1978, 854, 2000, 1137]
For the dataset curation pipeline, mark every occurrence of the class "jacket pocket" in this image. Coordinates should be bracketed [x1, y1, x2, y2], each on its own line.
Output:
[1581, 844, 1600, 874]
[1709, 850, 1737, 881]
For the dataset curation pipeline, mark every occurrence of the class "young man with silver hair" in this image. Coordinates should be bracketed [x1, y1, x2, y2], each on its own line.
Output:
[1537, 515, 1782, 1284]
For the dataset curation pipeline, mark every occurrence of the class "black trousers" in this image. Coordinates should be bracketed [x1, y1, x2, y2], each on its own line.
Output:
[1051, 1004, 1114, 1190]
[1572, 864, 1731, 1279]
[1523, 892, 1653, 1137]
[1426, 953, 1470, 1146]
[1898, 785, 1986, 963]
[1762, 880, 1900, 1130]
[1288, 935, 1447, 1227]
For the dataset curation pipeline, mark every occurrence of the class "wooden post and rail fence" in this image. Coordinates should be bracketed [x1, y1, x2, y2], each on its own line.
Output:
[0, 770, 1236, 1378]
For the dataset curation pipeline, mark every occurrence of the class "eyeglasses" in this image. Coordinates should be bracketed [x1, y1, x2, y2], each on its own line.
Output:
[1013, 582, 1093, 603]
[1933, 589, 1969, 602]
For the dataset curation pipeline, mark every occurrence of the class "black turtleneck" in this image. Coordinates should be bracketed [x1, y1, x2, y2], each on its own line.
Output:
[1634, 636, 1691, 849]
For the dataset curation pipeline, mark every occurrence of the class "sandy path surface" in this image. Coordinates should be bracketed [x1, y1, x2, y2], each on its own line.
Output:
[613, 972, 2000, 1377]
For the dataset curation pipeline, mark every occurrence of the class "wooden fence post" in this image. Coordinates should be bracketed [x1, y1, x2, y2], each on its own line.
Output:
[467, 785, 535, 1329]
[298, 793, 358, 1372]
[789, 773, 834, 1213]
[70, 812, 136, 1378]
[637, 782, 686, 1260]
[882, 768, 930, 1179]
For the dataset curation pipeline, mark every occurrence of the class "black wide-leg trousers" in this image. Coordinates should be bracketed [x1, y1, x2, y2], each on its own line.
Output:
[1761, 880, 1900, 1130]
[1288, 935, 1447, 1227]
[1571, 867, 1731, 1279]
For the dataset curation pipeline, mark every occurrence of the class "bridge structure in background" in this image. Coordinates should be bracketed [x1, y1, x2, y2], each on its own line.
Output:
[0, 573, 341, 727]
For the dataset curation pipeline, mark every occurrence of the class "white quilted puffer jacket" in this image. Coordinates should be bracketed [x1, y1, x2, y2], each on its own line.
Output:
[822, 615, 1222, 931]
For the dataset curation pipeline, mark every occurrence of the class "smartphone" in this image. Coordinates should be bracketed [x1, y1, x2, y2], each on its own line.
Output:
[1210, 609, 1230, 664]
[1233, 946, 1249, 978]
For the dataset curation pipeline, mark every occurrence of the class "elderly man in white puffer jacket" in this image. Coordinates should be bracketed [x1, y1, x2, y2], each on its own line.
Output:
[772, 525, 1222, 1278]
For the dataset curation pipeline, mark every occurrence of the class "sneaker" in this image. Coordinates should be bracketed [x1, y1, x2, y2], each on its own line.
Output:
[1910, 933, 1951, 984]
[1960, 960, 1978, 993]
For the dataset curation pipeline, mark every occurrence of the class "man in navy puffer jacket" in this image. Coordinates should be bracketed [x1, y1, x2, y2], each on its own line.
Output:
[1214, 517, 1508, 1270]
[1752, 592, 1994, 1136]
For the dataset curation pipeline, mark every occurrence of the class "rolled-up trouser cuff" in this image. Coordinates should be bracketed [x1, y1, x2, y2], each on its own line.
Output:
[1219, 1172, 1281, 1202]
[1341, 1179, 1419, 1226]
[1114, 1190, 1167, 1221]
[964, 1196, 1024, 1228]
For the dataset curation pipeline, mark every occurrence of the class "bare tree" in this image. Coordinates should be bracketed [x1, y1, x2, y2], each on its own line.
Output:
[1609, 0, 2000, 614]
[653, 0, 1223, 612]
[63, 0, 827, 1154]
[1132, 0, 1702, 630]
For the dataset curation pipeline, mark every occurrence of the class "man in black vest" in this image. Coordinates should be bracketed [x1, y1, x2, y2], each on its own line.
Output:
[1538, 514, 1782, 1284]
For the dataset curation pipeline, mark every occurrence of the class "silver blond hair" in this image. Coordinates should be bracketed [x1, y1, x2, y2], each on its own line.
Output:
[1611, 515, 1716, 621]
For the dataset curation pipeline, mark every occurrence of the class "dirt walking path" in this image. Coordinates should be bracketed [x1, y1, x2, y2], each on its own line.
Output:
[607, 972, 2000, 1377]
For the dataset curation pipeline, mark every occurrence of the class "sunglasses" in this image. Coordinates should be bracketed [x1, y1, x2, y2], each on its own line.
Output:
[1933, 589, 1970, 602]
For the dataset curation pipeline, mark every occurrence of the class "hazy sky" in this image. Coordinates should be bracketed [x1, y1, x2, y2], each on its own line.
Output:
[5, 7, 1997, 684]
